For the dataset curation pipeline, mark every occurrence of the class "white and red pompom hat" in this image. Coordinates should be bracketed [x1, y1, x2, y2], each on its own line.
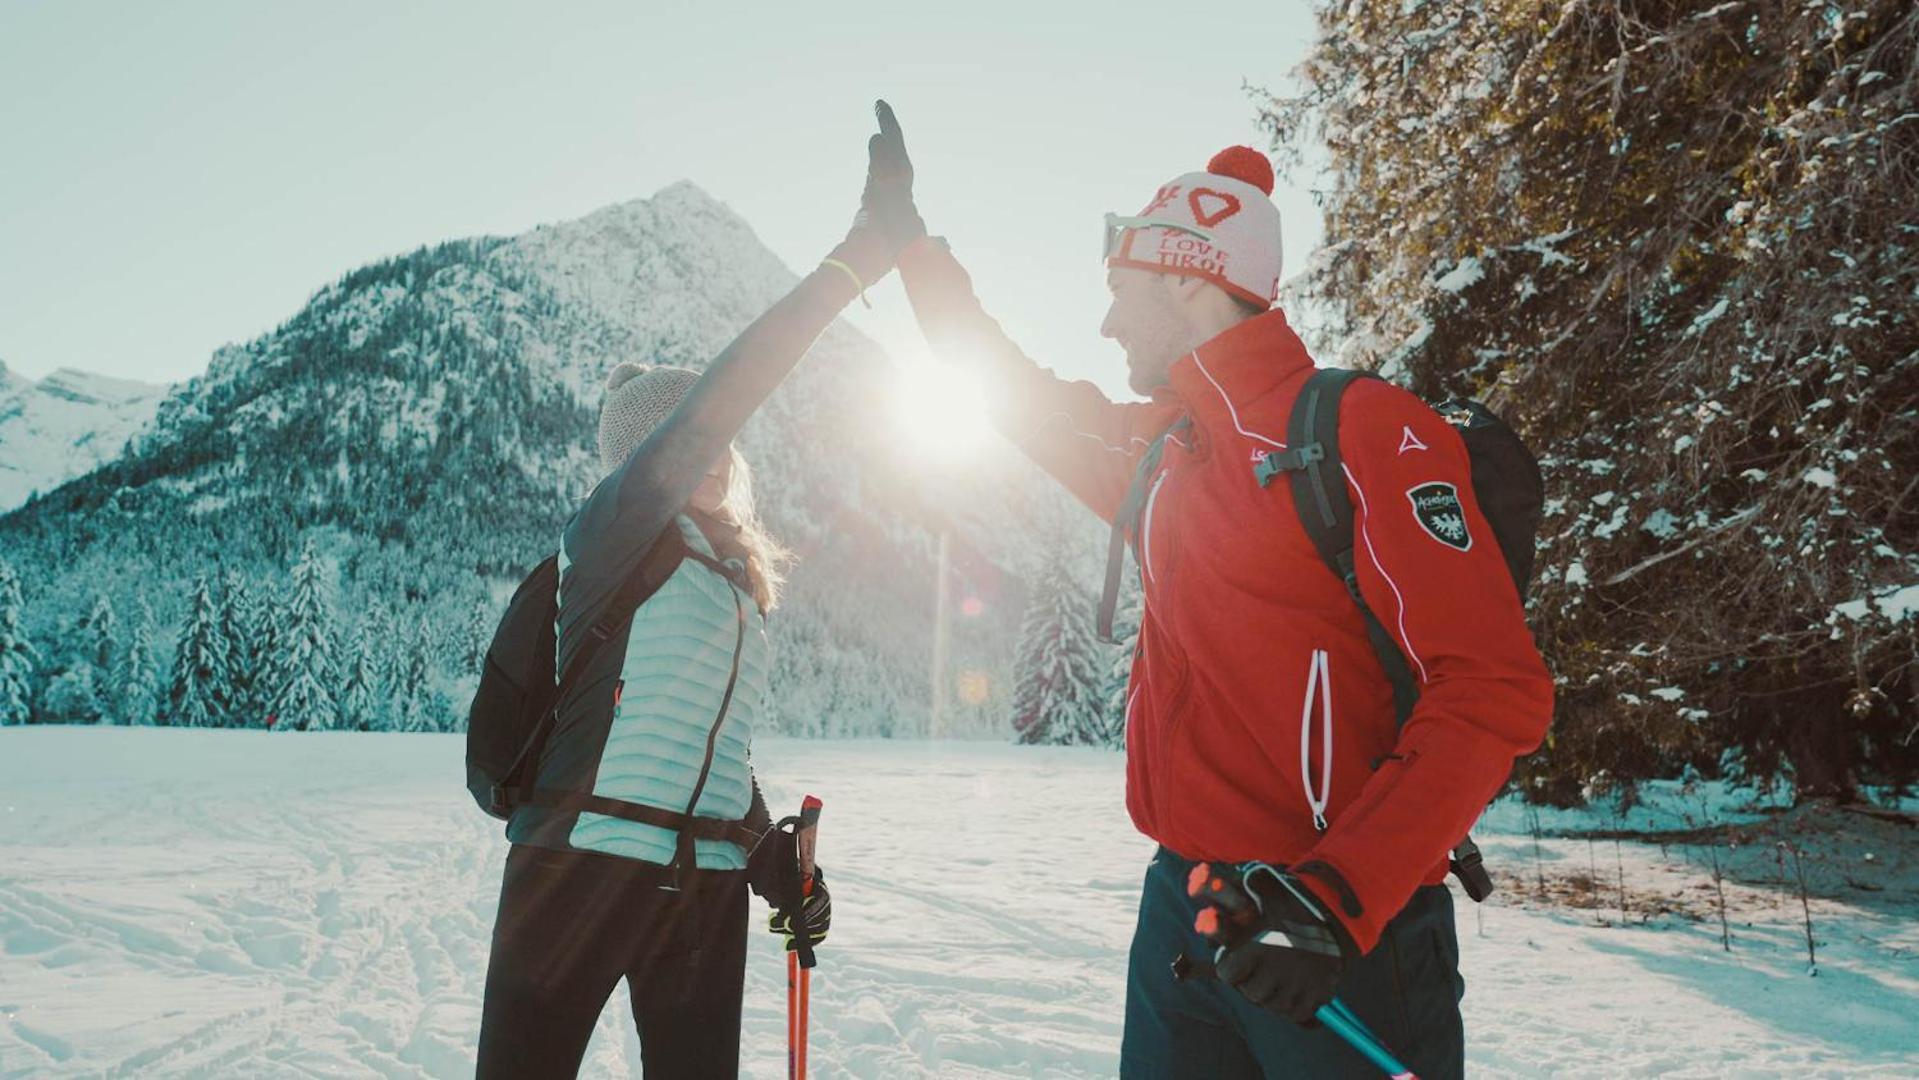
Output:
[1103, 146, 1283, 309]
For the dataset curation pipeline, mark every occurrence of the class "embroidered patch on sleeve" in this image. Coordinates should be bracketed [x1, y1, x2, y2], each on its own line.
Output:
[1407, 482, 1473, 551]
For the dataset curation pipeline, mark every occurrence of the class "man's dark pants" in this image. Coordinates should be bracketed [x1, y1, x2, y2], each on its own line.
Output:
[1121, 848, 1466, 1078]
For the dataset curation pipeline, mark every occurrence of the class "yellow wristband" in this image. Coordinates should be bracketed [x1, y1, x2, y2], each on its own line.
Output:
[820, 258, 871, 309]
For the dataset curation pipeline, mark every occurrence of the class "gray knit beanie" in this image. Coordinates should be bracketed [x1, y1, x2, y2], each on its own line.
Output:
[597, 362, 701, 475]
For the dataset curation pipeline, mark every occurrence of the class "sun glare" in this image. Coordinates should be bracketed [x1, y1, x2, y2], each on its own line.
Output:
[893, 361, 994, 460]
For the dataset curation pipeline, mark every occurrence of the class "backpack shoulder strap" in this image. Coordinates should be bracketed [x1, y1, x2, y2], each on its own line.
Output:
[1274, 367, 1374, 569]
[584, 525, 695, 650]
[1267, 368, 1420, 727]
[1097, 415, 1192, 642]
[496, 526, 693, 803]
[1268, 370, 1497, 902]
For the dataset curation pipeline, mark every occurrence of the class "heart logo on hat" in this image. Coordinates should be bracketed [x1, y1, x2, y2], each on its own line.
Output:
[1188, 188, 1242, 228]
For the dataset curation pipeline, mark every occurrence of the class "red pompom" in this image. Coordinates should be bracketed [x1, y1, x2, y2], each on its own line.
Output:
[1207, 146, 1274, 196]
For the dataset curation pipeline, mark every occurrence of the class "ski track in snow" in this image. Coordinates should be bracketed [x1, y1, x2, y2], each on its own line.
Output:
[0, 730, 1915, 1078]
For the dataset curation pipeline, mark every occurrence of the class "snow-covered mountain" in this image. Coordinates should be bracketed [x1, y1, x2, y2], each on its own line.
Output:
[0, 362, 168, 512]
[1, 183, 1100, 737]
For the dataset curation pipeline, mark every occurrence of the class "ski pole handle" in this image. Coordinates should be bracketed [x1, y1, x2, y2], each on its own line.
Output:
[1184, 863, 1417, 1079]
[1187, 861, 1259, 938]
[796, 794, 822, 896]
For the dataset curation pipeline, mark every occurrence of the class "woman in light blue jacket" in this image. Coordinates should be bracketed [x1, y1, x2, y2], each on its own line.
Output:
[476, 125, 906, 1078]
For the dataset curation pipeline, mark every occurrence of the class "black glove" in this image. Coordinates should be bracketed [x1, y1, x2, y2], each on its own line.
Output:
[747, 824, 831, 952]
[824, 100, 921, 292]
[767, 866, 831, 953]
[1189, 861, 1355, 1024]
[863, 99, 926, 252]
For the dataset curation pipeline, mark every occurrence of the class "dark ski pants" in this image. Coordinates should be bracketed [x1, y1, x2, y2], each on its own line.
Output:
[476, 843, 750, 1079]
[1120, 848, 1465, 1079]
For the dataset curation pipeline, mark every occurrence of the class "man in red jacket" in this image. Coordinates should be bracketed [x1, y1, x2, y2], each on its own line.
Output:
[862, 104, 1553, 1077]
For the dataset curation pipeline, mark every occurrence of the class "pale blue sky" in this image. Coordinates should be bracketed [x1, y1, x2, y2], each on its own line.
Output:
[0, 1, 1324, 398]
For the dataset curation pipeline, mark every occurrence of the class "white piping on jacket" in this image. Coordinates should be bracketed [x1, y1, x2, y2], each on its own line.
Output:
[1028, 410, 1154, 456]
[1342, 462, 1431, 684]
[1192, 347, 1286, 450]
[1140, 470, 1171, 582]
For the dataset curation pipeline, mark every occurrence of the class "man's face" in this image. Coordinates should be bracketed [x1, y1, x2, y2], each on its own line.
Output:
[1101, 266, 1194, 396]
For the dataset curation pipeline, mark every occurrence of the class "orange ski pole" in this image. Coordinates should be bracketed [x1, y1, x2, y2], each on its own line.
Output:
[787, 795, 822, 1080]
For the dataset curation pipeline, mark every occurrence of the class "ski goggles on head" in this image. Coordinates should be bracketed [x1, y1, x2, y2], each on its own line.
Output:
[1102, 213, 1214, 261]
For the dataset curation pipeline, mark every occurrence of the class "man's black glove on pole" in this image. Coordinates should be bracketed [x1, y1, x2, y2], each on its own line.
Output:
[1189, 861, 1357, 1025]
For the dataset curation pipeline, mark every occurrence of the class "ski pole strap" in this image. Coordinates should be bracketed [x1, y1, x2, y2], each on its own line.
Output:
[789, 906, 819, 971]
[1097, 416, 1191, 643]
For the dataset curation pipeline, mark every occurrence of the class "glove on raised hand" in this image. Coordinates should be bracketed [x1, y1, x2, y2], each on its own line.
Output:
[862, 99, 926, 252]
[825, 99, 925, 291]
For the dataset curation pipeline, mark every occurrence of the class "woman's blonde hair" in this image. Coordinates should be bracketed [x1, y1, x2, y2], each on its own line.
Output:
[597, 361, 791, 612]
[712, 444, 792, 613]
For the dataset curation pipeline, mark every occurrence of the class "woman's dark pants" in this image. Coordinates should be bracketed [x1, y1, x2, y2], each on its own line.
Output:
[477, 843, 750, 1079]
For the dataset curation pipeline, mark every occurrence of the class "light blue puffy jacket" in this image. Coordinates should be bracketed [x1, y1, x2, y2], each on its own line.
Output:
[507, 513, 770, 870]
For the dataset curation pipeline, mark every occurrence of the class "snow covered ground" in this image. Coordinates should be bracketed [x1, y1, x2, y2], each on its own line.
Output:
[1, 729, 1915, 1078]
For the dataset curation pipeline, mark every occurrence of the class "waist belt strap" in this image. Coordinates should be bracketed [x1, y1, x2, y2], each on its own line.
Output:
[519, 788, 765, 851]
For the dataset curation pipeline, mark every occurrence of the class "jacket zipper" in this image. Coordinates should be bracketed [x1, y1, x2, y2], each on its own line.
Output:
[1300, 648, 1333, 833]
[669, 581, 750, 880]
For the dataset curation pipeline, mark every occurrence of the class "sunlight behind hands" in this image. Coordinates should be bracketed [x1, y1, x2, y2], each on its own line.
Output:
[891, 360, 993, 462]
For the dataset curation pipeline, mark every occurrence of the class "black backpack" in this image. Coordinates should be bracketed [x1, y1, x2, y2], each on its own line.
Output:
[1098, 367, 1543, 902]
[1254, 370, 1543, 706]
[464, 530, 765, 859]
[1260, 371, 1542, 598]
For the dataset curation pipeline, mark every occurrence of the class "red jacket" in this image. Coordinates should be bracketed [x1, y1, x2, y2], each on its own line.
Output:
[900, 237, 1554, 951]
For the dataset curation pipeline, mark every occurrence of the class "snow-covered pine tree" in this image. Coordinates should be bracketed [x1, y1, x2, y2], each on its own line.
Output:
[81, 592, 117, 675]
[1100, 580, 1144, 750]
[1010, 552, 1106, 746]
[338, 621, 381, 732]
[42, 664, 103, 724]
[366, 603, 402, 715]
[248, 580, 281, 718]
[0, 559, 37, 726]
[217, 569, 261, 726]
[168, 573, 228, 728]
[268, 540, 340, 731]
[393, 616, 437, 733]
[461, 600, 494, 675]
[115, 596, 162, 726]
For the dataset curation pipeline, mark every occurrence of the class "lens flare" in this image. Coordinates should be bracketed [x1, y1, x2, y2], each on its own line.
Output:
[893, 361, 992, 460]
